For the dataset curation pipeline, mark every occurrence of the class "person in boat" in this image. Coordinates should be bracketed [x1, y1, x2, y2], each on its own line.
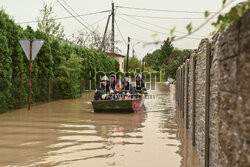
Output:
[115, 79, 122, 95]
[134, 74, 147, 95]
[121, 77, 135, 98]
[109, 74, 116, 92]
[94, 76, 110, 100]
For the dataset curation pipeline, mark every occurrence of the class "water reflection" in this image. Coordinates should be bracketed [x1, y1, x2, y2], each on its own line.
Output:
[0, 83, 201, 167]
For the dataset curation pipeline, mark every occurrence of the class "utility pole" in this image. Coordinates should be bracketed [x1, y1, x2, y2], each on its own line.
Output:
[100, 14, 111, 51]
[142, 57, 145, 72]
[126, 37, 130, 76]
[111, 2, 115, 53]
[133, 49, 135, 58]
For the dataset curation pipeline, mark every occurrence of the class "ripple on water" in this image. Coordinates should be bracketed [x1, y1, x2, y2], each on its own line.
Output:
[0, 83, 202, 167]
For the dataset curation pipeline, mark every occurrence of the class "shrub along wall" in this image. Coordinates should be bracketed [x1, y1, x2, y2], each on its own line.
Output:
[0, 10, 119, 113]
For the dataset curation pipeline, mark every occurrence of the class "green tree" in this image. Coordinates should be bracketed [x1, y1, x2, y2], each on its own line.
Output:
[37, 2, 65, 39]
[0, 30, 12, 112]
[55, 54, 83, 99]
[124, 56, 142, 72]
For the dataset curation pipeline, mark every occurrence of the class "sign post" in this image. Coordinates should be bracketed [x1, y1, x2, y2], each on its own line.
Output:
[19, 39, 44, 110]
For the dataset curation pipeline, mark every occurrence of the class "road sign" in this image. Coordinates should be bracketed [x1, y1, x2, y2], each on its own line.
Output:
[19, 39, 44, 110]
[19, 39, 44, 61]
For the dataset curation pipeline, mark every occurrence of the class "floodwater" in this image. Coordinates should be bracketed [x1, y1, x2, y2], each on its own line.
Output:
[0, 83, 201, 167]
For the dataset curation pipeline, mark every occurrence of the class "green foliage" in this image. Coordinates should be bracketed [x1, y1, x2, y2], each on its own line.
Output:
[124, 56, 142, 72]
[186, 22, 193, 34]
[212, 2, 249, 32]
[144, 38, 192, 79]
[0, 30, 12, 112]
[144, 49, 163, 71]
[55, 54, 83, 99]
[223, 0, 227, 6]
[204, 10, 210, 18]
[144, 39, 174, 71]
[37, 2, 65, 39]
[169, 26, 176, 41]
[0, 9, 119, 112]
[165, 49, 192, 79]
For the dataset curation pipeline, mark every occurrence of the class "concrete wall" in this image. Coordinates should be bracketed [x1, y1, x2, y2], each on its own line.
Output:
[176, 9, 250, 167]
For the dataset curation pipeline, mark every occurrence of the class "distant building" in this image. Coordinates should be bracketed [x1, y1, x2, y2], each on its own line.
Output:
[106, 52, 125, 72]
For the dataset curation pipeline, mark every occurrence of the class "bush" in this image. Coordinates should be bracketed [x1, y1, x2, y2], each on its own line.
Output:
[0, 10, 119, 112]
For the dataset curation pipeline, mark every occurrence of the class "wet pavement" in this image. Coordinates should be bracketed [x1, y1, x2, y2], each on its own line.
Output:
[0, 83, 201, 167]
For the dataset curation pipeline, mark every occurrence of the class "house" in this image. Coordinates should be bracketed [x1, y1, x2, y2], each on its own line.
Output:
[106, 52, 125, 72]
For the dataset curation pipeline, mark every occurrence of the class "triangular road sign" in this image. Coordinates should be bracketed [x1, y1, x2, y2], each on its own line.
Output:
[19, 40, 30, 60]
[19, 39, 44, 61]
[32, 40, 44, 61]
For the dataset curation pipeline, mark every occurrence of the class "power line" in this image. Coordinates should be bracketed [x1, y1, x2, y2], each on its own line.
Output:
[114, 19, 127, 47]
[56, 0, 94, 32]
[18, 10, 110, 24]
[172, 0, 236, 42]
[61, 0, 94, 29]
[66, 14, 109, 38]
[116, 5, 219, 14]
[130, 37, 150, 44]
[117, 11, 205, 38]
[117, 13, 211, 20]
[117, 15, 202, 40]
[140, 0, 236, 45]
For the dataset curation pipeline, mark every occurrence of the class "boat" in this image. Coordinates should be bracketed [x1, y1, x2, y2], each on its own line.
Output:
[91, 99, 144, 113]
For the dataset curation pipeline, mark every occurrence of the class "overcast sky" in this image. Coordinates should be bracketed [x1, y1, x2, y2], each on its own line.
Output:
[0, 0, 245, 59]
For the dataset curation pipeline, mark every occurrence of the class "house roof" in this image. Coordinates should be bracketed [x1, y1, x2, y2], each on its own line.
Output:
[105, 52, 125, 57]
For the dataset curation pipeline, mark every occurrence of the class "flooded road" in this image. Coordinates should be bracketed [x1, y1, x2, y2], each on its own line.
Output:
[0, 83, 201, 167]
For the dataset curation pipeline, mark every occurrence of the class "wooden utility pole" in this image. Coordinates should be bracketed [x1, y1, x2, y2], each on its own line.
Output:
[111, 2, 115, 53]
[100, 14, 111, 51]
[126, 37, 130, 76]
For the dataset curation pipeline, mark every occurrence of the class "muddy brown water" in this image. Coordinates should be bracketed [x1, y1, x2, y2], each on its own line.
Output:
[0, 83, 201, 167]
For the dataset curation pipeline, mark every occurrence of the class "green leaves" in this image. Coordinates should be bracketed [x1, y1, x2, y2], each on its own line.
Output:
[37, 2, 65, 39]
[212, 2, 249, 32]
[223, 0, 227, 6]
[186, 22, 193, 34]
[204, 10, 210, 18]
[169, 27, 176, 41]
[0, 9, 120, 112]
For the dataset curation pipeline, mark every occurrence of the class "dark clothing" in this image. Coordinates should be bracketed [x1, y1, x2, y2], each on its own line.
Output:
[135, 80, 147, 94]
[121, 84, 135, 95]
[110, 81, 116, 91]
[94, 84, 110, 100]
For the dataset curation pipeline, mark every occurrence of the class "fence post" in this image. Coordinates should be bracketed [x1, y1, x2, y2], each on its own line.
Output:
[178, 67, 181, 109]
[182, 63, 185, 118]
[205, 43, 211, 167]
[192, 55, 196, 146]
[180, 65, 183, 111]
[176, 70, 178, 102]
[176, 68, 179, 105]
[185, 60, 189, 129]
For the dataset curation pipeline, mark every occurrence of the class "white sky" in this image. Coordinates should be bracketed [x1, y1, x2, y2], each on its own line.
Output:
[0, 0, 245, 59]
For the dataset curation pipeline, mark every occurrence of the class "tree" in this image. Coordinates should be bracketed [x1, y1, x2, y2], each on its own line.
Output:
[124, 56, 142, 72]
[37, 2, 65, 39]
[0, 30, 12, 112]
[73, 28, 121, 52]
[160, 38, 174, 62]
